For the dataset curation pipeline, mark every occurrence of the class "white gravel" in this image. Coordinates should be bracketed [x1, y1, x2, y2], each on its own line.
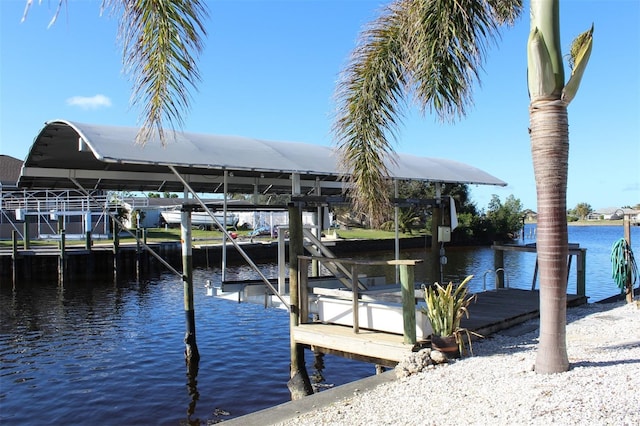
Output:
[276, 301, 640, 426]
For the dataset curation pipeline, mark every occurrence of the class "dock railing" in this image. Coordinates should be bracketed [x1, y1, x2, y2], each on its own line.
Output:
[296, 255, 423, 345]
[492, 242, 586, 296]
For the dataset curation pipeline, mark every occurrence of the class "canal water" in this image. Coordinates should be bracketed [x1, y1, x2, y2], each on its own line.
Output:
[1, 225, 638, 424]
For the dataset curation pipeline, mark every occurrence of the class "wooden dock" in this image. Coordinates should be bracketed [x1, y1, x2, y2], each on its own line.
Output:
[292, 288, 587, 367]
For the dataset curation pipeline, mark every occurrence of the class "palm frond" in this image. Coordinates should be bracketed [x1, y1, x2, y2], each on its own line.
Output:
[406, 0, 522, 120]
[333, 2, 408, 225]
[22, 0, 66, 28]
[103, 0, 208, 146]
[334, 0, 522, 223]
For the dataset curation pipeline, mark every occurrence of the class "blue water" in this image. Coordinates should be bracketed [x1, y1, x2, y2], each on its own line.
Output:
[346, 225, 639, 302]
[1, 225, 638, 424]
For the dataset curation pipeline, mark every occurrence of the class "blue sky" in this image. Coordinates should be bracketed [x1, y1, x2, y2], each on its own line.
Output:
[1, 0, 638, 211]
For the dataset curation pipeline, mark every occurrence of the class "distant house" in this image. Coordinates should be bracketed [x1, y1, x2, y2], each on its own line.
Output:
[0, 155, 22, 191]
[590, 207, 640, 223]
[0, 155, 25, 239]
[522, 209, 537, 222]
[1, 155, 111, 239]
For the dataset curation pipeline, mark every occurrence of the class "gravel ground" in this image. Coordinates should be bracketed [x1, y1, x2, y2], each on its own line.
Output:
[276, 301, 640, 426]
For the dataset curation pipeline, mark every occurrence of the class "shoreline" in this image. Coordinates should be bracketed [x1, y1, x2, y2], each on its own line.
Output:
[566, 219, 635, 226]
[229, 301, 640, 425]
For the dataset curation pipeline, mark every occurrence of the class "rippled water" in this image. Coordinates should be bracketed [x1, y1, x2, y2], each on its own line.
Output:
[0, 268, 376, 424]
[1, 225, 637, 424]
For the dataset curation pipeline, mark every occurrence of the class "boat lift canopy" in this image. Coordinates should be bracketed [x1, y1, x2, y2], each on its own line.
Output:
[16, 119, 508, 307]
[18, 120, 506, 194]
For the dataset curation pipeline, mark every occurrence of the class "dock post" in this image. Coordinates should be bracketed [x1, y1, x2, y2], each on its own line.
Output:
[23, 216, 30, 250]
[287, 203, 313, 400]
[494, 246, 505, 288]
[623, 215, 633, 303]
[181, 206, 200, 368]
[85, 231, 91, 251]
[11, 230, 18, 287]
[112, 217, 120, 278]
[351, 264, 359, 333]
[135, 227, 141, 280]
[430, 203, 441, 283]
[577, 248, 586, 297]
[299, 257, 310, 323]
[399, 264, 417, 345]
[58, 229, 66, 285]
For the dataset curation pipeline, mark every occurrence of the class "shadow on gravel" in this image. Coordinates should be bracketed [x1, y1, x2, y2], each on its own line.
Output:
[571, 358, 640, 369]
[468, 303, 633, 358]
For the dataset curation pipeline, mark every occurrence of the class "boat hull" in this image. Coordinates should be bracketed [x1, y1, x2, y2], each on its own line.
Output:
[160, 210, 239, 229]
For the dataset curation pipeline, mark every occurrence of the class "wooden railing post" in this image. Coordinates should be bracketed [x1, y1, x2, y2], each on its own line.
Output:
[577, 248, 586, 297]
[351, 263, 359, 333]
[494, 245, 505, 288]
[399, 264, 417, 345]
[23, 216, 30, 250]
[623, 215, 633, 303]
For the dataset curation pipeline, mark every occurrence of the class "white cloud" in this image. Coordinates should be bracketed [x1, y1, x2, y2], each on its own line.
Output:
[66, 94, 112, 110]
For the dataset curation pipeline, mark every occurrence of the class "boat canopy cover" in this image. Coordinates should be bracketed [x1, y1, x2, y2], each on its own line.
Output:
[18, 119, 506, 195]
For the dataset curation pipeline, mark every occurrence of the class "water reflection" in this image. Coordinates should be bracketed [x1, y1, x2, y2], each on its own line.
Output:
[185, 357, 200, 425]
[309, 352, 331, 392]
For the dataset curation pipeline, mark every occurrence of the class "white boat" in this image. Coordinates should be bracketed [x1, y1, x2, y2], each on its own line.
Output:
[160, 207, 239, 230]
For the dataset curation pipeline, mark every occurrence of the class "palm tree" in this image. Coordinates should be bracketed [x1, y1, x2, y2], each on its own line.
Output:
[334, 0, 592, 374]
[23, 0, 208, 146]
[528, 0, 592, 373]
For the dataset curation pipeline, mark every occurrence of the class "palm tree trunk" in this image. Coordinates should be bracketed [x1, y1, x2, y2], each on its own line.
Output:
[530, 98, 570, 374]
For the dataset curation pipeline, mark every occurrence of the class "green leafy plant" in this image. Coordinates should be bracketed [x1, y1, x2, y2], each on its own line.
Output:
[421, 275, 481, 355]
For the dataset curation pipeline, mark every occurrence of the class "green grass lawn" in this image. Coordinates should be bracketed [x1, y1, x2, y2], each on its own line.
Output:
[0, 226, 429, 248]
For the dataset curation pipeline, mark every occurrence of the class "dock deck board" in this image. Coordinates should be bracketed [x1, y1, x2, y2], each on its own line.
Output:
[293, 288, 587, 366]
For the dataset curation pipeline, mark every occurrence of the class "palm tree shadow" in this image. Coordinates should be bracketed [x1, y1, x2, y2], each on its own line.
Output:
[471, 305, 640, 364]
[571, 358, 640, 369]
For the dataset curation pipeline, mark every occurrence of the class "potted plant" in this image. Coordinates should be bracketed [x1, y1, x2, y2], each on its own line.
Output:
[421, 275, 480, 358]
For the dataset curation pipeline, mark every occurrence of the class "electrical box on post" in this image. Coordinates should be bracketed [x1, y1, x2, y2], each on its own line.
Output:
[437, 226, 451, 243]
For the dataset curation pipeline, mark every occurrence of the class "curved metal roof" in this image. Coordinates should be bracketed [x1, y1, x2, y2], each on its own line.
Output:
[18, 119, 506, 195]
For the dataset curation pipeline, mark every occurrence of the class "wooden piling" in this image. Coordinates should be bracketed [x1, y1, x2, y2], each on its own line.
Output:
[23, 216, 30, 250]
[494, 247, 505, 288]
[181, 206, 200, 366]
[58, 229, 66, 285]
[112, 217, 120, 278]
[11, 230, 18, 287]
[623, 215, 633, 303]
[287, 203, 313, 399]
[298, 256, 310, 323]
[136, 228, 141, 280]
